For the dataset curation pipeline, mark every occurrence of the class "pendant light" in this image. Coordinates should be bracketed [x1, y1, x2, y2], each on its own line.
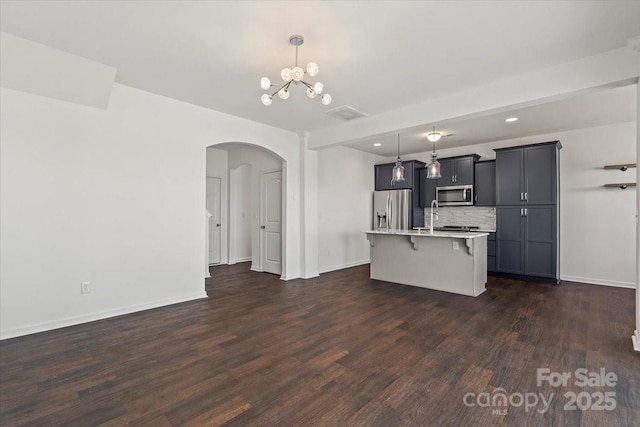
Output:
[391, 134, 405, 184]
[426, 126, 442, 179]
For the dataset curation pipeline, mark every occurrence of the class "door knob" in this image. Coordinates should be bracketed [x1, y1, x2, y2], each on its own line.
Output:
[260, 225, 266, 229]
[216, 224, 221, 227]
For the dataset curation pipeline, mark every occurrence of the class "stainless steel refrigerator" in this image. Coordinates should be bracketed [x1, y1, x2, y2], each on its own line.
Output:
[373, 190, 412, 231]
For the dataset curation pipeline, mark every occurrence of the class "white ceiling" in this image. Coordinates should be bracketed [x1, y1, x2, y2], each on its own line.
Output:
[346, 84, 638, 157]
[1, 1, 639, 135]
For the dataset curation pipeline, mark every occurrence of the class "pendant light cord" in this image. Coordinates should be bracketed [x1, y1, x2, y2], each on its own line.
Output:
[432, 126, 436, 155]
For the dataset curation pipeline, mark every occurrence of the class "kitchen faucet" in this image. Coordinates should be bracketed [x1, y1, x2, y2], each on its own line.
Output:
[430, 199, 439, 234]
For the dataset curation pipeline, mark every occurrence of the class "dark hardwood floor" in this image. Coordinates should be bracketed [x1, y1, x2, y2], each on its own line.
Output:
[1, 263, 638, 426]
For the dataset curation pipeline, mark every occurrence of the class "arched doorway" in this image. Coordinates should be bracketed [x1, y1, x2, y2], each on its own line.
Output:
[205, 142, 286, 278]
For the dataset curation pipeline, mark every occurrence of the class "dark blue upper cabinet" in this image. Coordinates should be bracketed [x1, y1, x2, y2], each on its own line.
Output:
[454, 157, 475, 185]
[374, 160, 423, 191]
[474, 161, 496, 206]
[438, 159, 455, 185]
[436, 156, 479, 186]
[495, 142, 559, 206]
[524, 145, 557, 205]
[496, 149, 524, 205]
[419, 168, 438, 207]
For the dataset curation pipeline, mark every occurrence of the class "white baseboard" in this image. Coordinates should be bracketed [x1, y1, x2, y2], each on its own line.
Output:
[319, 259, 370, 274]
[228, 257, 251, 265]
[0, 291, 208, 341]
[560, 275, 636, 289]
[633, 331, 640, 352]
[301, 273, 320, 279]
[250, 265, 262, 272]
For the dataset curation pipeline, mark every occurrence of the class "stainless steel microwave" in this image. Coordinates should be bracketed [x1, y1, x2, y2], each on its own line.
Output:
[436, 185, 474, 206]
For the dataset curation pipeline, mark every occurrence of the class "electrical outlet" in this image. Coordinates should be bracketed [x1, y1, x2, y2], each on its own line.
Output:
[81, 281, 91, 294]
[452, 241, 459, 251]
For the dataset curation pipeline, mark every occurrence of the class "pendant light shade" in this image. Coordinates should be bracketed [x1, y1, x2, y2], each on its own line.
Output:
[426, 153, 441, 179]
[391, 134, 405, 184]
[426, 126, 442, 179]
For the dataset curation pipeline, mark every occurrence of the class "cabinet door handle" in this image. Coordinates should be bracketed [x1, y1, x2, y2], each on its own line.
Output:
[520, 208, 524, 217]
[524, 209, 527, 217]
[524, 192, 528, 201]
[520, 192, 524, 201]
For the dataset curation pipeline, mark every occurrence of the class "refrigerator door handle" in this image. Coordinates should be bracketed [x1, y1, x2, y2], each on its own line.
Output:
[387, 193, 392, 229]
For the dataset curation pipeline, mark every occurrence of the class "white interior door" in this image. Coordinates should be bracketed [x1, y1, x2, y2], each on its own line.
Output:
[260, 170, 282, 275]
[206, 177, 221, 265]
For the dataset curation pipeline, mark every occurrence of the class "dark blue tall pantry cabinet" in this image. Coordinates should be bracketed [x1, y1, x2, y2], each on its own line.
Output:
[495, 141, 561, 282]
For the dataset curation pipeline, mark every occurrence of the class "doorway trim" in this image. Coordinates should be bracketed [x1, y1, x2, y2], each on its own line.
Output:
[254, 168, 284, 275]
[206, 175, 223, 266]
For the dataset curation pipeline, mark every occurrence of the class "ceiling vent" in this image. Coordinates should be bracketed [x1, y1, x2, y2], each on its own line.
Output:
[325, 105, 368, 121]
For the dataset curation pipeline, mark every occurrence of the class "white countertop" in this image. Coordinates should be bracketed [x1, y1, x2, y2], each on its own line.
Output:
[365, 229, 489, 239]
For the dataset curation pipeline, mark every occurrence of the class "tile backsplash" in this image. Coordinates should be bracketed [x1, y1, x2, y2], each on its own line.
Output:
[423, 206, 496, 231]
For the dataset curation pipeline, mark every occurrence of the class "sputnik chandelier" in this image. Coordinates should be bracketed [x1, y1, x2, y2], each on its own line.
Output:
[260, 35, 332, 106]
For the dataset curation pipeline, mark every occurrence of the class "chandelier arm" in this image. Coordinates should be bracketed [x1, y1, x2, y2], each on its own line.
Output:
[270, 87, 283, 98]
[269, 81, 293, 98]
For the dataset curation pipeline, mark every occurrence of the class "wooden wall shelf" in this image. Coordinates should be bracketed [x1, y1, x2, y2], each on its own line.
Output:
[604, 163, 636, 171]
[604, 183, 636, 190]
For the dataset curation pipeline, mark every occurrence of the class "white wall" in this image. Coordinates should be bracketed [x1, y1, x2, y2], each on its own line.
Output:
[558, 122, 636, 287]
[206, 148, 228, 264]
[0, 79, 305, 339]
[382, 121, 637, 287]
[317, 146, 384, 273]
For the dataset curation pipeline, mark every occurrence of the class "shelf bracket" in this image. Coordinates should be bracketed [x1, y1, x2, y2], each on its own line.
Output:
[409, 236, 419, 251]
[366, 234, 375, 247]
[465, 238, 474, 255]
[604, 183, 636, 190]
[604, 163, 636, 171]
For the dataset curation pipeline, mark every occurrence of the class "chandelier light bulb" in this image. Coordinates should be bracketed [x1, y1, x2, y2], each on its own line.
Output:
[291, 67, 305, 82]
[313, 82, 324, 94]
[261, 94, 272, 106]
[278, 89, 290, 100]
[307, 62, 319, 77]
[306, 88, 317, 98]
[281, 68, 293, 82]
[321, 94, 332, 105]
[260, 77, 271, 90]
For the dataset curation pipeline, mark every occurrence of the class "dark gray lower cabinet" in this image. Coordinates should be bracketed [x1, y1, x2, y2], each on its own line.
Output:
[524, 206, 556, 277]
[487, 232, 496, 272]
[497, 207, 524, 274]
[496, 206, 556, 278]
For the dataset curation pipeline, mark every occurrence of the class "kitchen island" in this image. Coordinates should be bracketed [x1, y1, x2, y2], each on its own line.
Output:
[365, 230, 488, 297]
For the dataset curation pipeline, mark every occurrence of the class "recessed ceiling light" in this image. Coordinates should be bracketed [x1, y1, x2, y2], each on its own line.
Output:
[505, 117, 518, 122]
[373, 143, 382, 147]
